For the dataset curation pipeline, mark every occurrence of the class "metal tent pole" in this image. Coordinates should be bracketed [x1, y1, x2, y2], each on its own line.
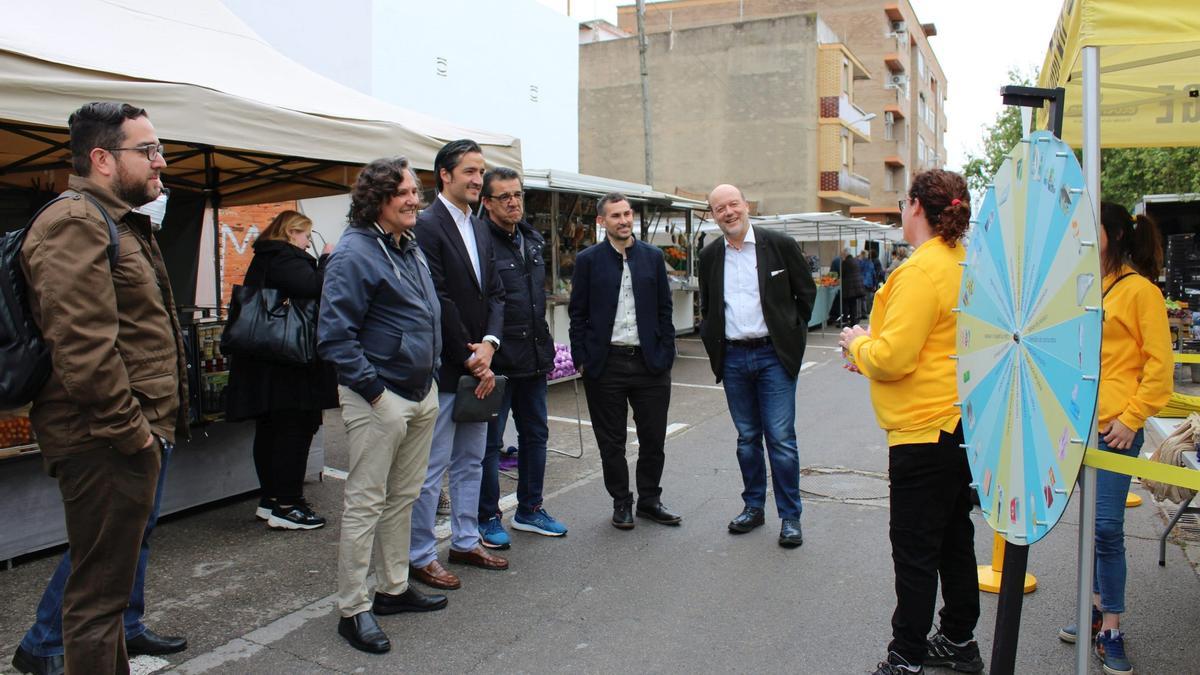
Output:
[1075, 44, 1103, 675]
[204, 148, 222, 317]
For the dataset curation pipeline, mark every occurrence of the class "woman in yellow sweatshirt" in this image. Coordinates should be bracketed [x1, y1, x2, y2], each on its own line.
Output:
[838, 170, 981, 675]
[1057, 202, 1170, 675]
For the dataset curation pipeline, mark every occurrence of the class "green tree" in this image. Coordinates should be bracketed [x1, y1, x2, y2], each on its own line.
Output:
[962, 69, 1032, 194]
[1098, 147, 1200, 210]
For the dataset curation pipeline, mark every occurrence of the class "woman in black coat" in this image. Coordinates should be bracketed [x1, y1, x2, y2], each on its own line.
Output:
[828, 250, 867, 327]
[225, 210, 338, 530]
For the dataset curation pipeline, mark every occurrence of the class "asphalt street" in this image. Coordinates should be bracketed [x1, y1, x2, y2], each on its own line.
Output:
[2, 332, 1198, 673]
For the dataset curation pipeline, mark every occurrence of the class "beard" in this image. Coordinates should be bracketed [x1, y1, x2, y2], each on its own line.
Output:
[113, 161, 160, 207]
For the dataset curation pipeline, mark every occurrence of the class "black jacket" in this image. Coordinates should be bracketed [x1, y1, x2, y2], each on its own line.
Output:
[840, 255, 866, 299]
[568, 238, 675, 379]
[697, 226, 816, 381]
[485, 214, 554, 379]
[226, 238, 338, 421]
[414, 198, 505, 393]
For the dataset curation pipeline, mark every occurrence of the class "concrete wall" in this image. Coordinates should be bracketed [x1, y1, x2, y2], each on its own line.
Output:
[579, 14, 820, 214]
[616, 0, 948, 222]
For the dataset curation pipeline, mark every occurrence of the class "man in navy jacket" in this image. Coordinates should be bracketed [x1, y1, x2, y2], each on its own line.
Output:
[475, 167, 568, 549]
[318, 156, 447, 654]
[568, 192, 680, 529]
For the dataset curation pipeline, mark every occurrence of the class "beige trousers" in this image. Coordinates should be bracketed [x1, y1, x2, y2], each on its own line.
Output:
[336, 384, 438, 616]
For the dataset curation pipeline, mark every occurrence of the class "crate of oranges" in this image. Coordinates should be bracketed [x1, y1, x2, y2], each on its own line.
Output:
[0, 410, 37, 457]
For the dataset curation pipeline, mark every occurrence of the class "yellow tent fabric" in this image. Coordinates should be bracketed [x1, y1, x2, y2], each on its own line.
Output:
[1038, 0, 1200, 148]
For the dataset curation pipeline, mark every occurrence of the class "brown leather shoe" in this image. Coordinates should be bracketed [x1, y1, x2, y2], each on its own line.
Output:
[448, 545, 509, 570]
[408, 560, 461, 590]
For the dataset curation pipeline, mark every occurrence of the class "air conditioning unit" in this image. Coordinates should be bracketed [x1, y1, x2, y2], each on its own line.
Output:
[886, 74, 909, 89]
[891, 20, 907, 34]
[884, 111, 895, 124]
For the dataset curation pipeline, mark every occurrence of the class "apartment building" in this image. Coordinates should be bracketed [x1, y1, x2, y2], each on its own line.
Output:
[579, 13, 872, 215]
[616, 0, 948, 223]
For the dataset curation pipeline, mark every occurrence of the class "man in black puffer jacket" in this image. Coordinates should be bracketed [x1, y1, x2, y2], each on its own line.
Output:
[475, 167, 568, 549]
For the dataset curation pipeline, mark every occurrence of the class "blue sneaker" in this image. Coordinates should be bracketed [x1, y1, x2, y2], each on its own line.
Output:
[479, 516, 510, 550]
[512, 507, 568, 536]
[1094, 629, 1132, 675]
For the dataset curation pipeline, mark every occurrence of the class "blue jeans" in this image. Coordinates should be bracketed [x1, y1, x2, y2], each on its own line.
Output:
[1092, 430, 1143, 614]
[480, 376, 549, 519]
[20, 442, 172, 657]
[722, 344, 802, 520]
[410, 394, 488, 565]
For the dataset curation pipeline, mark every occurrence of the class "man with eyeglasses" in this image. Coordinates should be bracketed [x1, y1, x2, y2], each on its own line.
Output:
[474, 167, 567, 550]
[13, 102, 190, 674]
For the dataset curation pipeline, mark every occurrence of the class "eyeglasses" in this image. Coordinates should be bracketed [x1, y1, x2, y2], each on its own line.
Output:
[487, 191, 523, 203]
[897, 198, 909, 211]
[105, 143, 164, 162]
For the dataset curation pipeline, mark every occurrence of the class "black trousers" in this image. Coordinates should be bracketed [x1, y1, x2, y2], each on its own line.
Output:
[888, 423, 980, 665]
[253, 409, 322, 503]
[582, 348, 671, 508]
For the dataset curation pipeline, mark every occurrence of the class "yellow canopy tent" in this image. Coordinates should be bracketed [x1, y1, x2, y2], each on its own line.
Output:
[1038, 0, 1200, 148]
[1034, 3, 1200, 673]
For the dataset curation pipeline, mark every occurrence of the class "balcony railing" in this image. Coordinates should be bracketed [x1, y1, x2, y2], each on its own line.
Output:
[839, 95, 872, 137]
[839, 170, 871, 199]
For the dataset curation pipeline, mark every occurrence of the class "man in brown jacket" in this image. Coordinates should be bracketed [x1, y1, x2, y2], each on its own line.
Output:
[17, 102, 189, 675]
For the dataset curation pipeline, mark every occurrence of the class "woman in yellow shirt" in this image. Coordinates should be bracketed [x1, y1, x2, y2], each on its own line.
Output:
[838, 170, 982, 675]
[1057, 203, 1170, 675]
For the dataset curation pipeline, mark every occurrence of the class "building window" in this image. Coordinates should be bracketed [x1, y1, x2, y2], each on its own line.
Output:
[884, 115, 895, 141]
[842, 58, 850, 96]
[841, 134, 850, 169]
[917, 50, 926, 80]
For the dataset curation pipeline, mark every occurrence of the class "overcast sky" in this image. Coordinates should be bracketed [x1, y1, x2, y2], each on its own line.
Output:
[537, 0, 1066, 172]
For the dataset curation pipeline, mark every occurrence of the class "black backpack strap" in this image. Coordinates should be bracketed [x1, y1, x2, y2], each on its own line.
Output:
[70, 191, 121, 268]
[32, 191, 122, 268]
[1102, 272, 1137, 299]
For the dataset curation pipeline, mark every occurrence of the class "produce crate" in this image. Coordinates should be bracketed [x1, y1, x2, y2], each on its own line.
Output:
[0, 406, 37, 460]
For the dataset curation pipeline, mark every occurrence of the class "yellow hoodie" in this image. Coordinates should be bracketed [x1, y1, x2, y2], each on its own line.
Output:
[1099, 265, 1172, 432]
[850, 237, 964, 445]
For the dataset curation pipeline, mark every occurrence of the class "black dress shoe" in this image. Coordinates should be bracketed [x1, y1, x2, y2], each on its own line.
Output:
[126, 628, 188, 656]
[373, 585, 448, 614]
[612, 503, 635, 530]
[636, 502, 682, 525]
[779, 519, 804, 548]
[728, 506, 766, 534]
[338, 611, 391, 654]
[11, 646, 63, 675]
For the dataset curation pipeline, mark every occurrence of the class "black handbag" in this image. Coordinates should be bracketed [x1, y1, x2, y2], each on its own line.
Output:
[221, 254, 318, 365]
[452, 375, 508, 423]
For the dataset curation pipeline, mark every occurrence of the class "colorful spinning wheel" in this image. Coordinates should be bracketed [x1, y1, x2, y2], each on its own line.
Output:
[956, 130, 1102, 545]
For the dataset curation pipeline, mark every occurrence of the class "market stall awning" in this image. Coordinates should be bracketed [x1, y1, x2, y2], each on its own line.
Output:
[524, 169, 707, 211]
[1038, 0, 1200, 148]
[699, 212, 903, 242]
[0, 0, 521, 205]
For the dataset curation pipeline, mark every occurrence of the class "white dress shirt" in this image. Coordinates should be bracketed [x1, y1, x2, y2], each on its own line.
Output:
[438, 193, 481, 284]
[723, 225, 769, 340]
[609, 241, 641, 346]
[438, 193, 499, 349]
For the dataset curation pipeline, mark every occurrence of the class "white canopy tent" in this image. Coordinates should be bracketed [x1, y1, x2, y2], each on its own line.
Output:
[0, 0, 521, 205]
[749, 212, 905, 243]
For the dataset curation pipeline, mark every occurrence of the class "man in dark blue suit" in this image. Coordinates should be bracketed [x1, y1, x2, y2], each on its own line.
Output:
[568, 192, 680, 530]
[409, 140, 509, 591]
